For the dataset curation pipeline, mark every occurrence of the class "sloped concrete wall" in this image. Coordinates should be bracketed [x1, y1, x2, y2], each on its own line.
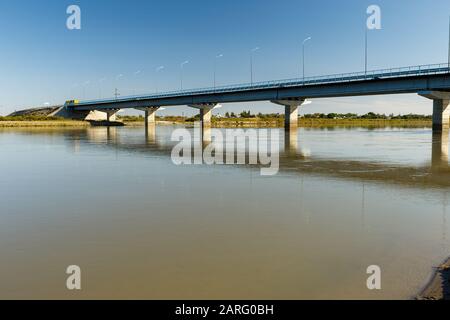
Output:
[50, 107, 108, 120]
[8, 106, 61, 117]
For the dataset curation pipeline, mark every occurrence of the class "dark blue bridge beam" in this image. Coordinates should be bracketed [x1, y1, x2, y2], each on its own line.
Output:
[68, 70, 450, 132]
[73, 74, 450, 111]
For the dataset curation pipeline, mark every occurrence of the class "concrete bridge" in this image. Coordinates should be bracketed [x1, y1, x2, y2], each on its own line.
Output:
[63, 63, 450, 132]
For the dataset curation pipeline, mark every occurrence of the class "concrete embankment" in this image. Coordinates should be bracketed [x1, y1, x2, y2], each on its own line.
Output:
[417, 257, 450, 300]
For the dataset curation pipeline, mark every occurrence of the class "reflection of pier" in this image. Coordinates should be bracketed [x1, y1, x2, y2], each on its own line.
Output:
[432, 129, 449, 170]
[145, 123, 156, 144]
[67, 126, 450, 189]
[284, 129, 298, 154]
[12, 125, 444, 188]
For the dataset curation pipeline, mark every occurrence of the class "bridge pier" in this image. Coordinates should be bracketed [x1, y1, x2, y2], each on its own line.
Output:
[271, 99, 305, 131]
[135, 107, 160, 131]
[136, 107, 160, 128]
[271, 99, 307, 154]
[189, 104, 216, 142]
[189, 103, 216, 126]
[432, 99, 450, 132]
[419, 91, 450, 132]
[199, 107, 213, 125]
[105, 110, 119, 122]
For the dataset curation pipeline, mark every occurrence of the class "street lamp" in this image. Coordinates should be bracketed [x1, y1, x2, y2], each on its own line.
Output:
[250, 47, 259, 85]
[302, 37, 311, 82]
[448, 16, 450, 71]
[133, 70, 141, 95]
[155, 66, 164, 93]
[214, 53, 223, 89]
[98, 78, 106, 99]
[82, 80, 90, 100]
[365, 27, 368, 75]
[114, 74, 123, 97]
[180, 60, 189, 90]
[71, 83, 78, 99]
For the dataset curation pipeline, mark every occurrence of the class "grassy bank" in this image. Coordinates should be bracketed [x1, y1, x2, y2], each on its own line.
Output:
[118, 115, 432, 128]
[119, 114, 432, 128]
[212, 118, 431, 128]
[0, 116, 88, 127]
[0, 120, 89, 127]
[0, 114, 432, 128]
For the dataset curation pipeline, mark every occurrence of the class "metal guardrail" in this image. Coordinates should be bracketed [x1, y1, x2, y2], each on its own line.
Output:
[75, 63, 450, 106]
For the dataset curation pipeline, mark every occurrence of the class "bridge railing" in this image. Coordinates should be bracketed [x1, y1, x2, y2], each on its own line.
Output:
[75, 63, 450, 106]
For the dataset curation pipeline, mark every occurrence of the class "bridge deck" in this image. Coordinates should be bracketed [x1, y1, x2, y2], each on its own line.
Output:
[72, 63, 450, 110]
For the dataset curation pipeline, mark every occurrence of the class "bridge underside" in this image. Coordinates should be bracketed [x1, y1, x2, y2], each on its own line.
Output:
[64, 72, 450, 132]
[419, 91, 450, 132]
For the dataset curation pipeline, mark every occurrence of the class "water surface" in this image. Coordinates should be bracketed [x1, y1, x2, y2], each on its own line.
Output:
[1, 125, 449, 299]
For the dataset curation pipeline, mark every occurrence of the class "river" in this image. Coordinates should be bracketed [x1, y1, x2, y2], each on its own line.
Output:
[0, 125, 449, 299]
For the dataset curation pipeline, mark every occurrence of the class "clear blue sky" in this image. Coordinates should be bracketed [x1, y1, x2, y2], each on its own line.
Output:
[0, 0, 450, 116]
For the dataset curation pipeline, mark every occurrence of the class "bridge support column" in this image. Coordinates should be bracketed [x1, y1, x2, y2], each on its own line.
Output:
[189, 103, 217, 126]
[432, 99, 450, 132]
[271, 99, 305, 131]
[419, 91, 450, 132]
[271, 99, 306, 154]
[189, 104, 217, 142]
[144, 107, 159, 127]
[199, 107, 213, 125]
[136, 107, 160, 129]
[105, 110, 118, 122]
[189, 104, 216, 125]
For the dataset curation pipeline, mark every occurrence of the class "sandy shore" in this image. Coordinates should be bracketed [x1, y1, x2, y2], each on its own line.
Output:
[0, 120, 183, 128]
[0, 119, 432, 128]
[417, 257, 450, 300]
[0, 120, 89, 127]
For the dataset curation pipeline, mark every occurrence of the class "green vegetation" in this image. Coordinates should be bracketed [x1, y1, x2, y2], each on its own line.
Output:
[116, 115, 144, 122]
[302, 112, 432, 120]
[211, 112, 432, 128]
[117, 115, 187, 122]
[0, 112, 432, 128]
[0, 115, 66, 121]
[0, 115, 88, 127]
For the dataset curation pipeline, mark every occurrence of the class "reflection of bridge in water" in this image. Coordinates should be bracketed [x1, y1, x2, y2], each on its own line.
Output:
[5, 125, 448, 242]
[74, 125, 450, 189]
[83, 125, 450, 242]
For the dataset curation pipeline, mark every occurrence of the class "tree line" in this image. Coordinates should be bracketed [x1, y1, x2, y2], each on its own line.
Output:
[222, 111, 432, 120]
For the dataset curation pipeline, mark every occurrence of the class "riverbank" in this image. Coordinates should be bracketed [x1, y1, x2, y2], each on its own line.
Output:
[0, 117, 432, 128]
[112, 116, 433, 128]
[0, 120, 90, 127]
[212, 118, 431, 128]
[417, 257, 450, 300]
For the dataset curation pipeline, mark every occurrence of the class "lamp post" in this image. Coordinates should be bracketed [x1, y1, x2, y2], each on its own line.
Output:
[448, 16, 450, 71]
[155, 66, 164, 93]
[302, 37, 311, 82]
[82, 80, 90, 100]
[133, 70, 141, 95]
[365, 28, 368, 75]
[214, 53, 223, 90]
[71, 83, 78, 99]
[98, 78, 106, 99]
[115, 74, 123, 96]
[250, 47, 259, 85]
[180, 60, 189, 90]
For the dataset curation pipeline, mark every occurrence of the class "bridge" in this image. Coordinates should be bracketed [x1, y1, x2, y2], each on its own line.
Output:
[64, 63, 450, 132]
